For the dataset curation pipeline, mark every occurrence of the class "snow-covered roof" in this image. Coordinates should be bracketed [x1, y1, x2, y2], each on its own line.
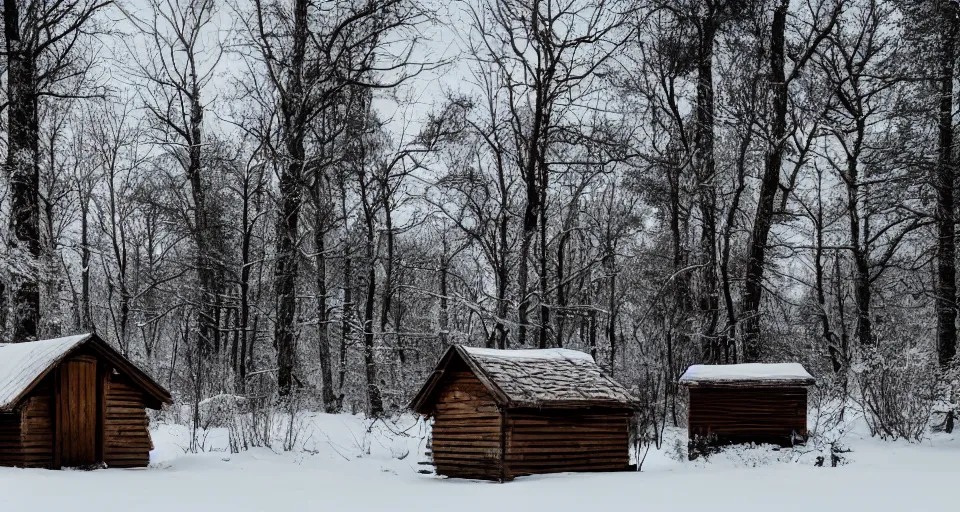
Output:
[0, 334, 94, 410]
[460, 346, 595, 362]
[411, 345, 638, 412]
[679, 363, 815, 387]
[0, 333, 172, 411]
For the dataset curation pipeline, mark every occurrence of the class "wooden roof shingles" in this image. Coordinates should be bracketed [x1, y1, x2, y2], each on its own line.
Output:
[411, 345, 638, 413]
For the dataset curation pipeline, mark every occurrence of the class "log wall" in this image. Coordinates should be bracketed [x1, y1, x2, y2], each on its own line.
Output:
[0, 377, 57, 469]
[429, 367, 503, 481]
[0, 411, 22, 467]
[503, 409, 631, 479]
[21, 378, 55, 468]
[687, 386, 807, 447]
[103, 373, 153, 468]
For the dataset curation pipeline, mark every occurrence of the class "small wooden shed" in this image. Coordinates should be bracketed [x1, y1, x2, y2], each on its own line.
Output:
[0, 333, 172, 469]
[679, 363, 815, 453]
[411, 345, 638, 481]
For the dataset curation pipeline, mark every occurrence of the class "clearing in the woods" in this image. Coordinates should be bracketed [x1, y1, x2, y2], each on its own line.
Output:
[0, 413, 954, 512]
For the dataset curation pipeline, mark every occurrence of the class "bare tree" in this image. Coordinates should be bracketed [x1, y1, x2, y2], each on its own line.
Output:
[432, 67, 519, 350]
[85, 98, 151, 355]
[119, 0, 228, 359]
[240, 0, 429, 405]
[464, 0, 632, 347]
[741, 0, 841, 361]
[3, 0, 109, 342]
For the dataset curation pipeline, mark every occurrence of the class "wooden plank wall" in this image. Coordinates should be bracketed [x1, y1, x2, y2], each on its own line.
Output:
[0, 377, 56, 469]
[21, 378, 55, 468]
[58, 357, 99, 467]
[0, 411, 23, 467]
[504, 409, 631, 479]
[103, 373, 153, 468]
[429, 369, 503, 481]
[688, 386, 807, 447]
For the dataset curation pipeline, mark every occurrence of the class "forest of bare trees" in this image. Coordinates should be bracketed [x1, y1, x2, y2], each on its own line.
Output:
[1, 0, 959, 439]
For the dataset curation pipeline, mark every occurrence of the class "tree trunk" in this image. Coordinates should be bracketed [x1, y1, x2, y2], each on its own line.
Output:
[315, 213, 337, 412]
[813, 171, 841, 373]
[381, 196, 404, 364]
[493, 207, 510, 349]
[237, 172, 254, 394]
[694, 13, 720, 362]
[5, 0, 41, 343]
[359, 180, 383, 416]
[339, 252, 352, 407]
[538, 185, 550, 348]
[119, 282, 131, 356]
[80, 189, 92, 331]
[380, 198, 394, 334]
[275, 157, 302, 398]
[493, 147, 510, 350]
[517, 40, 548, 347]
[274, 0, 308, 398]
[439, 234, 450, 346]
[936, 1, 959, 369]
[518, 226, 533, 347]
[606, 250, 617, 370]
[845, 136, 873, 347]
[188, 80, 219, 357]
[362, 257, 384, 416]
[742, 0, 789, 362]
[556, 230, 570, 348]
[588, 310, 597, 361]
[718, 115, 753, 364]
[668, 153, 692, 353]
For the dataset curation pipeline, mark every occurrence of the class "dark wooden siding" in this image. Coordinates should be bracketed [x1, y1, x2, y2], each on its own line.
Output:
[0, 410, 23, 467]
[504, 409, 631, 478]
[687, 386, 807, 447]
[58, 356, 99, 467]
[21, 377, 55, 468]
[0, 376, 56, 469]
[429, 366, 503, 481]
[103, 372, 153, 468]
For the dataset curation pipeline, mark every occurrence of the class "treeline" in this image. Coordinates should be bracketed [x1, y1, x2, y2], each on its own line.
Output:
[1, 0, 958, 434]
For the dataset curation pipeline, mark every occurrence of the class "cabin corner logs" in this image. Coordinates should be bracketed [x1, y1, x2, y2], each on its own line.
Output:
[0, 334, 172, 469]
[679, 363, 816, 460]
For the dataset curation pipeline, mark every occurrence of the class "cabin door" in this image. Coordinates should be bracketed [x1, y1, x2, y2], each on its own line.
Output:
[57, 356, 99, 467]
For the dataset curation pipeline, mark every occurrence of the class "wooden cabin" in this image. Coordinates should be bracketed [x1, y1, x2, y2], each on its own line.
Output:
[679, 363, 815, 456]
[0, 333, 172, 469]
[411, 345, 638, 481]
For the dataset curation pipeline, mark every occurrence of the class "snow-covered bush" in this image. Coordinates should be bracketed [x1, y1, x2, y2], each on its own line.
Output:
[227, 398, 275, 453]
[853, 347, 937, 441]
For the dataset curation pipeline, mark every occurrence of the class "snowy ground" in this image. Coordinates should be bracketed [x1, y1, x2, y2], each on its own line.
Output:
[0, 411, 956, 512]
